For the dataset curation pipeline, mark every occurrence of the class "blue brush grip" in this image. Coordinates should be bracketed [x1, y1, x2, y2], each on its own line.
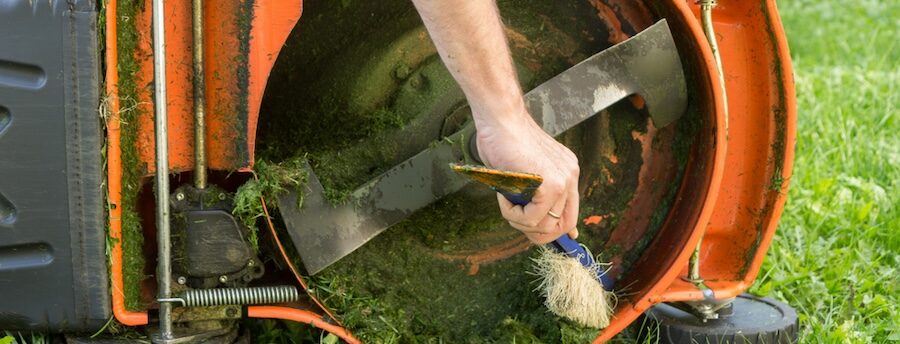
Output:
[551, 236, 614, 290]
[501, 192, 613, 290]
[551, 235, 592, 266]
[498, 190, 532, 206]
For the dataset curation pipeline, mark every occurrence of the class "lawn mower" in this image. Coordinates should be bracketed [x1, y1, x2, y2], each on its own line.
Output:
[0, 0, 798, 342]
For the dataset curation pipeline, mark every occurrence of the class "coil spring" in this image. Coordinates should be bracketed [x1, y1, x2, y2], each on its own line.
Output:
[180, 285, 299, 307]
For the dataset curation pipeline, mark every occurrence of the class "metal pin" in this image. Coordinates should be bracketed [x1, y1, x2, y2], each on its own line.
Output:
[193, 0, 207, 190]
[152, 0, 173, 338]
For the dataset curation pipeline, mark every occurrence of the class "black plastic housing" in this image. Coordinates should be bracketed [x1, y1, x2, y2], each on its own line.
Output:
[0, 0, 110, 332]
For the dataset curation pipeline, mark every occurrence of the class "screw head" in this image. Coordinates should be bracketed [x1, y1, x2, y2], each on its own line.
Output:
[219, 275, 228, 283]
[177, 276, 187, 285]
[175, 192, 185, 201]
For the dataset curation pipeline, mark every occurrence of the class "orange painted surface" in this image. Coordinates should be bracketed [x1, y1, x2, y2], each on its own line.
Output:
[602, 119, 679, 281]
[248, 306, 360, 344]
[695, 0, 796, 289]
[595, 0, 730, 340]
[130, 0, 302, 174]
[105, 0, 793, 340]
[596, 0, 795, 341]
[105, 0, 307, 329]
[105, 0, 149, 326]
[132, 0, 194, 173]
[246, 1, 304, 166]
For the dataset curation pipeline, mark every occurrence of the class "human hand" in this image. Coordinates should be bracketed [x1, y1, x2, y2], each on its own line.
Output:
[474, 110, 580, 245]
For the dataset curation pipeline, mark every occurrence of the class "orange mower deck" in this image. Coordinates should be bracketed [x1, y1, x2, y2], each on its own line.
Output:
[105, 0, 794, 341]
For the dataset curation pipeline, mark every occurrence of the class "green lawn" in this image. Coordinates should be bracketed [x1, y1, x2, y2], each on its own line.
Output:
[748, 0, 899, 342]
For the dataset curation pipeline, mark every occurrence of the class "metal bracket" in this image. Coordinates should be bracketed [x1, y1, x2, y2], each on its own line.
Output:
[669, 289, 735, 322]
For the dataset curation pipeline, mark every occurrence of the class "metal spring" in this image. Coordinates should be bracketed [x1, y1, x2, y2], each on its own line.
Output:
[180, 285, 299, 307]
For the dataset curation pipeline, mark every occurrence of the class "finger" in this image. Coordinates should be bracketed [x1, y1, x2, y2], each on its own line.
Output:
[526, 232, 559, 245]
[547, 194, 566, 225]
[509, 222, 559, 245]
[568, 228, 579, 239]
[535, 189, 569, 235]
[519, 178, 565, 227]
[496, 193, 526, 224]
[506, 213, 561, 236]
[557, 178, 580, 238]
[497, 182, 562, 228]
[497, 192, 562, 237]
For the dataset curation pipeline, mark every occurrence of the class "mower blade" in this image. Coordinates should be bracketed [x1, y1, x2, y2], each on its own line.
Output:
[278, 19, 687, 274]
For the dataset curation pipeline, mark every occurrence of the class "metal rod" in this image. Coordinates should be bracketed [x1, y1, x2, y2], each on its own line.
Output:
[699, 0, 728, 130]
[688, 0, 729, 286]
[192, 0, 207, 189]
[688, 242, 703, 283]
[152, 0, 173, 338]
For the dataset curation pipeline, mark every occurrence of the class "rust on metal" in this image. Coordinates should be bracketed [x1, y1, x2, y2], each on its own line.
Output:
[449, 164, 543, 200]
[603, 118, 677, 280]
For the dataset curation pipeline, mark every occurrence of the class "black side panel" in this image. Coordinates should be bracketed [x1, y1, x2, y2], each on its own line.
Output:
[0, 0, 109, 332]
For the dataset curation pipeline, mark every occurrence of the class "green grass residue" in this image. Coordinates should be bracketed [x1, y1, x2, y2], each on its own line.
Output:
[233, 158, 308, 253]
[116, 0, 148, 312]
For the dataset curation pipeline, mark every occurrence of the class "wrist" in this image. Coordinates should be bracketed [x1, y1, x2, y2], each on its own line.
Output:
[470, 94, 532, 130]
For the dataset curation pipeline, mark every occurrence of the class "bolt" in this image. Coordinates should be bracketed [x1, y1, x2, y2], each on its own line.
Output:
[226, 307, 238, 317]
[177, 276, 187, 285]
[218, 193, 227, 201]
[219, 275, 228, 283]
[175, 192, 185, 201]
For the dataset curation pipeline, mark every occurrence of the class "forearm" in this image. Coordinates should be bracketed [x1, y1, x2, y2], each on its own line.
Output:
[411, 0, 527, 129]
[414, 0, 581, 243]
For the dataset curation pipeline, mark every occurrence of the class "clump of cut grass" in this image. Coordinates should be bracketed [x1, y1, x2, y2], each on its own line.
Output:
[306, 274, 410, 343]
[232, 158, 308, 253]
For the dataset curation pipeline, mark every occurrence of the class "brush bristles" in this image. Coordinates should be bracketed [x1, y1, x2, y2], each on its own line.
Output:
[532, 247, 615, 328]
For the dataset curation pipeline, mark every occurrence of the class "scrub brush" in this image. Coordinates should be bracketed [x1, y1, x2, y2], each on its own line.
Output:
[450, 164, 616, 328]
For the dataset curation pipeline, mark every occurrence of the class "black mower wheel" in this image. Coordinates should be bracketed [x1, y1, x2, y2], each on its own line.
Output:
[641, 293, 799, 344]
